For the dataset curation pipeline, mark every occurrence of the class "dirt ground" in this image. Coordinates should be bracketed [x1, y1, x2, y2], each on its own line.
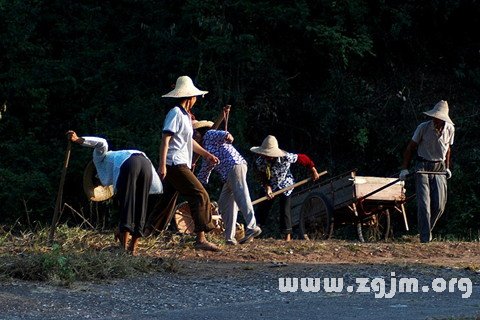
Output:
[146, 237, 480, 274]
[1, 236, 479, 320]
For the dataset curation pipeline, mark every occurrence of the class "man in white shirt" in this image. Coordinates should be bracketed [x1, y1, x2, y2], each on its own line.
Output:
[399, 100, 455, 243]
[147, 76, 221, 251]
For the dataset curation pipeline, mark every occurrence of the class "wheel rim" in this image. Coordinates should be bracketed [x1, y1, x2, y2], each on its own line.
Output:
[300, 194, 332, 240]
[365, 210, 391, 241]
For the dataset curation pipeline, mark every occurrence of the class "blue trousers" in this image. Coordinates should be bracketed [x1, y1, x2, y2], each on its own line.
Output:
[414, 161, 447, 243]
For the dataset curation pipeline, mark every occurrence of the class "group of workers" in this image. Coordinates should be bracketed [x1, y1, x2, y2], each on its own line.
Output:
[67, 75, 455, 255]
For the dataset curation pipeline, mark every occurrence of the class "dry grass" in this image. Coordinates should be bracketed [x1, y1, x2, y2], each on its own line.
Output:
[0, 225, 181, 286]
[1, 224, 479, 287]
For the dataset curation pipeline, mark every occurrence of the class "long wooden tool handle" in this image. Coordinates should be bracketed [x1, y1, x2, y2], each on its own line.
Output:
[400, 203, 409, 231]
[49, 141, 72, 243]
[212, 104, 230, 130]
[224, 105, 230, 133]
[415, 171, 447, 175]
[251, 171, 328, 206]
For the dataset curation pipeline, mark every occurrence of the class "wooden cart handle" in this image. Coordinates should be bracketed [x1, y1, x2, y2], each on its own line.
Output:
[251, 171, 328, 206]
[415, 171, 447, 175]
[357, 178, 403, 202]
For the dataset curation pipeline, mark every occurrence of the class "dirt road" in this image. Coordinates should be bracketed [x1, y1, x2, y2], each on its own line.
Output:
[1, 239, 479, 319]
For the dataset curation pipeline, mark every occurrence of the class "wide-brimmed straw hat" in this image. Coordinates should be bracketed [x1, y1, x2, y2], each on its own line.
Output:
[192, 120, 214, 130]
[83, 161, 114, 202]
[423, 100, 454, 125]
[162, 76, 208, 98]
[250, 135, 287, 158]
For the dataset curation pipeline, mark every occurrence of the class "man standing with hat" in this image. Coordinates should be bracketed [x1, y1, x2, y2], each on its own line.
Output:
[399, 100, 455, 243]
[147, 75, 221, 251]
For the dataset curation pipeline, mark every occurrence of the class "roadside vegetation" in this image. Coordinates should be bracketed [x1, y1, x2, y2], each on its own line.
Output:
[0, 225, 183, 286]
[1, 224, 478, 287]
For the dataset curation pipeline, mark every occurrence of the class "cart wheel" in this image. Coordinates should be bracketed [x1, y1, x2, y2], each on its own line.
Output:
[299, 192, 334, 240]
[365, 209, 391, 242]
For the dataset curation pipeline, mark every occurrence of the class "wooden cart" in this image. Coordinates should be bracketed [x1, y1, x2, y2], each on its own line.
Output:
[290, 170, 408, 242]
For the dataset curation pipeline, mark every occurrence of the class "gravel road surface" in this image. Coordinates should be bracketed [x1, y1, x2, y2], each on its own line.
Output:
[1, 261, 479, 320]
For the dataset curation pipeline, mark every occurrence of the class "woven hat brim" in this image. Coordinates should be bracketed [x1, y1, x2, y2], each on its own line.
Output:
[423, 111, 454, 125]
[193, 120, 214, 129]
[83, 161, 114, 202]
[250, 146, 287, 157]
[162, 89, 208, 98]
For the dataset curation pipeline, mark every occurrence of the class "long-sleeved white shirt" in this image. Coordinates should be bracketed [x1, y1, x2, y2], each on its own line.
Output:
[81, 136, 162, 194]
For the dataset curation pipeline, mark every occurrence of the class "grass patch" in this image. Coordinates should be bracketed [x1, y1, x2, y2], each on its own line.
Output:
[0, 225, 180, 286]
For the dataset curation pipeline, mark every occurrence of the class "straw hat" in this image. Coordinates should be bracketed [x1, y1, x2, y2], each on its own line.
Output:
[83, 161, 114, 202]
[162, 76, 208, 98]
[192, 120, 214, 130]
[250, 135, 287, 157]
[423, 100, 454, 125]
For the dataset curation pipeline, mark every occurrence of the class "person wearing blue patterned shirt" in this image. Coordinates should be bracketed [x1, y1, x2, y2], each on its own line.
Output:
[195, 120, 262, 245]
[251, 135, 320, 241]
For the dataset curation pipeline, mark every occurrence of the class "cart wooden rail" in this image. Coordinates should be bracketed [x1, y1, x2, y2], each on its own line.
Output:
[291, 170, 408, 242]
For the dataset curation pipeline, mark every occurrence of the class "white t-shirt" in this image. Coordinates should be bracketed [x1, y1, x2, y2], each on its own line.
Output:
[162, 106, 193, 168]
[412, 120, 455, 161]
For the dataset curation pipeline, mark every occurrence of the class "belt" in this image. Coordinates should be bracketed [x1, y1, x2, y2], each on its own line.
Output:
[416, 156, 443, 163]
[167, 163, 189, 169]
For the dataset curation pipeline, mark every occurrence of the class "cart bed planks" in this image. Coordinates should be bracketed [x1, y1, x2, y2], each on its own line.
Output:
[291, 170, 408, 241]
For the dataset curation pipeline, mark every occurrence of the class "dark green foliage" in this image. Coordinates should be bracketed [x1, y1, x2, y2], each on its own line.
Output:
[0, 0, 479, 236]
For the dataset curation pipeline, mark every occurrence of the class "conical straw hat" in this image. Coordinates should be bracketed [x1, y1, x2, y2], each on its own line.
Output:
[83, 161, 114, 202]
[192, 120, 214, 129]
[162, 76, 208, 98]
[250, 135, 287, 157]
[423, 100, 454, 125]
